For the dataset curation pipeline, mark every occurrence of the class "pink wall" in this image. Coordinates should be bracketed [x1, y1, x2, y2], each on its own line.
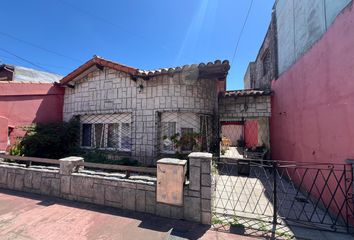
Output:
[0, 82, 64, 151]
[270, 4, 354, 222]
[221, 123, 243, 146]
[245, 120, 258, 148]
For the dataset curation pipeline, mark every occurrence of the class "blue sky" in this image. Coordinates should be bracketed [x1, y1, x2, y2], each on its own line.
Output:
[0, 0, 274, 90]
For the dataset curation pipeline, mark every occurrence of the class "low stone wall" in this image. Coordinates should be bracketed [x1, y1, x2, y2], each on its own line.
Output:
[0, 152, 212, 224]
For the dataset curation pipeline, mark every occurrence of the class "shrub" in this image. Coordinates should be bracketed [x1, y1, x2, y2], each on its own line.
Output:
[18, 118, 80, 159]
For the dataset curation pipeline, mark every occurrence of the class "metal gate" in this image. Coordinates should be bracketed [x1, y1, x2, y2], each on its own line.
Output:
[212, 158, 354, 234]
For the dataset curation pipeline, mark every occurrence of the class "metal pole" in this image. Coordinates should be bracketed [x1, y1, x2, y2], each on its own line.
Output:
[273, 161, 277, 224]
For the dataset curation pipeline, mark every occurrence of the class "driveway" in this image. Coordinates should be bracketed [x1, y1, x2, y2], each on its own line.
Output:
[0, 189, 253, 240]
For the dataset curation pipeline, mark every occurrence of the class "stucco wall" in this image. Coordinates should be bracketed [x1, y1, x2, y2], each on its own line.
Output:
[271, 1, 354, 164]
[275, 0, 352, 74]
[63, 67, 218, 165]
[270, 2, 354, 219]
[0, 83, 64, 151]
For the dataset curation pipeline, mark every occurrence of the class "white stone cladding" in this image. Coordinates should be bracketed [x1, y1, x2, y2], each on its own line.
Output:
[63, 67, 218, 165]
[218, 95, 271, 121]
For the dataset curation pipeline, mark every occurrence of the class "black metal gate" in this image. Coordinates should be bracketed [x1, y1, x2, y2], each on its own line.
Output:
[212, 158, 354, 234]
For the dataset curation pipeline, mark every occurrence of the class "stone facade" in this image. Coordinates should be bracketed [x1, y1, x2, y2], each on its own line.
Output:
[219, 95, 271, 121]
[63, 67, 220, 165]
[0, 152, 213, 224]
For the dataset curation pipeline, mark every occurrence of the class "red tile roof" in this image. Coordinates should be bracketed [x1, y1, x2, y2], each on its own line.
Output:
[222, 89, 272, 97]
[59, 56, 230, 85]
[60, 56, 138, 85]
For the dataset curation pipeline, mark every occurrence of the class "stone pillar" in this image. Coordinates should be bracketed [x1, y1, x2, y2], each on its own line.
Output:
[187, 152, 212, 225]
[59, 156, 84, 175]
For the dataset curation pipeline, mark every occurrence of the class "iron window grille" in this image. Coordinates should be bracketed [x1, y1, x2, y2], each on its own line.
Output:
[80, 114, 132, 152]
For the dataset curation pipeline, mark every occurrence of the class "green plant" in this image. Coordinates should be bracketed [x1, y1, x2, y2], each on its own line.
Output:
[9, 142, 23, 156]
[211, 216, 225, 225]
[258, 222, 268, 231]
[275, 230, 294, 240]
[18, 118, 80, 159]
[167, 132, 202, 153]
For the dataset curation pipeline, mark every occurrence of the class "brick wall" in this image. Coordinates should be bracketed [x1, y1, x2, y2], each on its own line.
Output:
[63, 67, 219, 165]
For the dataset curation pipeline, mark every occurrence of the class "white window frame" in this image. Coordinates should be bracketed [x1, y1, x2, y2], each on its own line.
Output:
[80, 114, 131, 152]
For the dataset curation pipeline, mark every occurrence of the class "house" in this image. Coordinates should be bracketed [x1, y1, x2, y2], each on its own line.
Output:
[0, 64, 64, 152]
[244, 0, 354, 165]
[243, 0, 354, 223]
[59, 56, 230, 165]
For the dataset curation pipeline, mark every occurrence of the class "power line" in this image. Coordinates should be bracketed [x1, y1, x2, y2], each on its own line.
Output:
[0, 54, 72, 70]
[230, 0, 254, 66]
[0, 31, 82, 63]
[0, 48, 53, 73]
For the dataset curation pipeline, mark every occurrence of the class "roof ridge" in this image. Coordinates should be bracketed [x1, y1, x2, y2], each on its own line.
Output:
[60, 56, 230, 84]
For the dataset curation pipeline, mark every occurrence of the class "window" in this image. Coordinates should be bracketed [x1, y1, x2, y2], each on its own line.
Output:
[162, 122, 176, 152]
[80, 115, 131, 151]
[94, 123, 104, 148]
[181, 128, 194, 151]
[121, 123, 131, 150]
[107, 123, 119, 148]
[82, 124, 92, 147]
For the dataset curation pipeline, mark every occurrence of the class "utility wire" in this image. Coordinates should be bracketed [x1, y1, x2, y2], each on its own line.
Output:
[0, 54, 71, 70]
[230, 0, 254, 66]
[0, 48, 53, 73]
[0, 31, 82, 63]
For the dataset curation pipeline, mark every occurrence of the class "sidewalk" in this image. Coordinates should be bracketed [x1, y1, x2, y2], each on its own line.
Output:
[0, 189, 252, 240]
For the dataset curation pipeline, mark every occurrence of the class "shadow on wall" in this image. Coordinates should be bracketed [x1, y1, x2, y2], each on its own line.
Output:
[0, 84, 64, 151]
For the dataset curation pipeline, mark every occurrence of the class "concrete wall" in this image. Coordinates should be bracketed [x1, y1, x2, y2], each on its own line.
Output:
[63, 67, 218, 165]
[270, 2, 354, 218]
[243, 62, 255, 89]
[0, 82, 64, 151]
[0, 153, 213, 224]
[244, 10, 278, 90]
[276, 0, 352, 74]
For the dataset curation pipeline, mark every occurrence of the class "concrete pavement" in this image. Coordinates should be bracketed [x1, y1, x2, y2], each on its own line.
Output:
[0, 189, 253, 240]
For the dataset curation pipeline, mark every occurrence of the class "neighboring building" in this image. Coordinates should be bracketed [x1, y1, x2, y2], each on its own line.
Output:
[59, 56, 230, 165]
[270, 1, 354, 165]
[0, 64, 64, 152]
[245, 0, 354, 164]
[243, 0, 354, 222]
[275, 0, 352, 75]
[0, 64, 62, 83]
[244, 10, 278, 90]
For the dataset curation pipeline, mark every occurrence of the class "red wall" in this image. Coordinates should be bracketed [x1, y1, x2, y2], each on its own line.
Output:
[0, 82, 64, 151]
[244, 120, 258, 148]
[270, 4, 354, 222]
[270, 3, 354, 164]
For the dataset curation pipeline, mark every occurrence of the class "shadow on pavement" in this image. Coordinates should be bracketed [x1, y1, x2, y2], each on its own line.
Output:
[0, 188, 209, 240]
